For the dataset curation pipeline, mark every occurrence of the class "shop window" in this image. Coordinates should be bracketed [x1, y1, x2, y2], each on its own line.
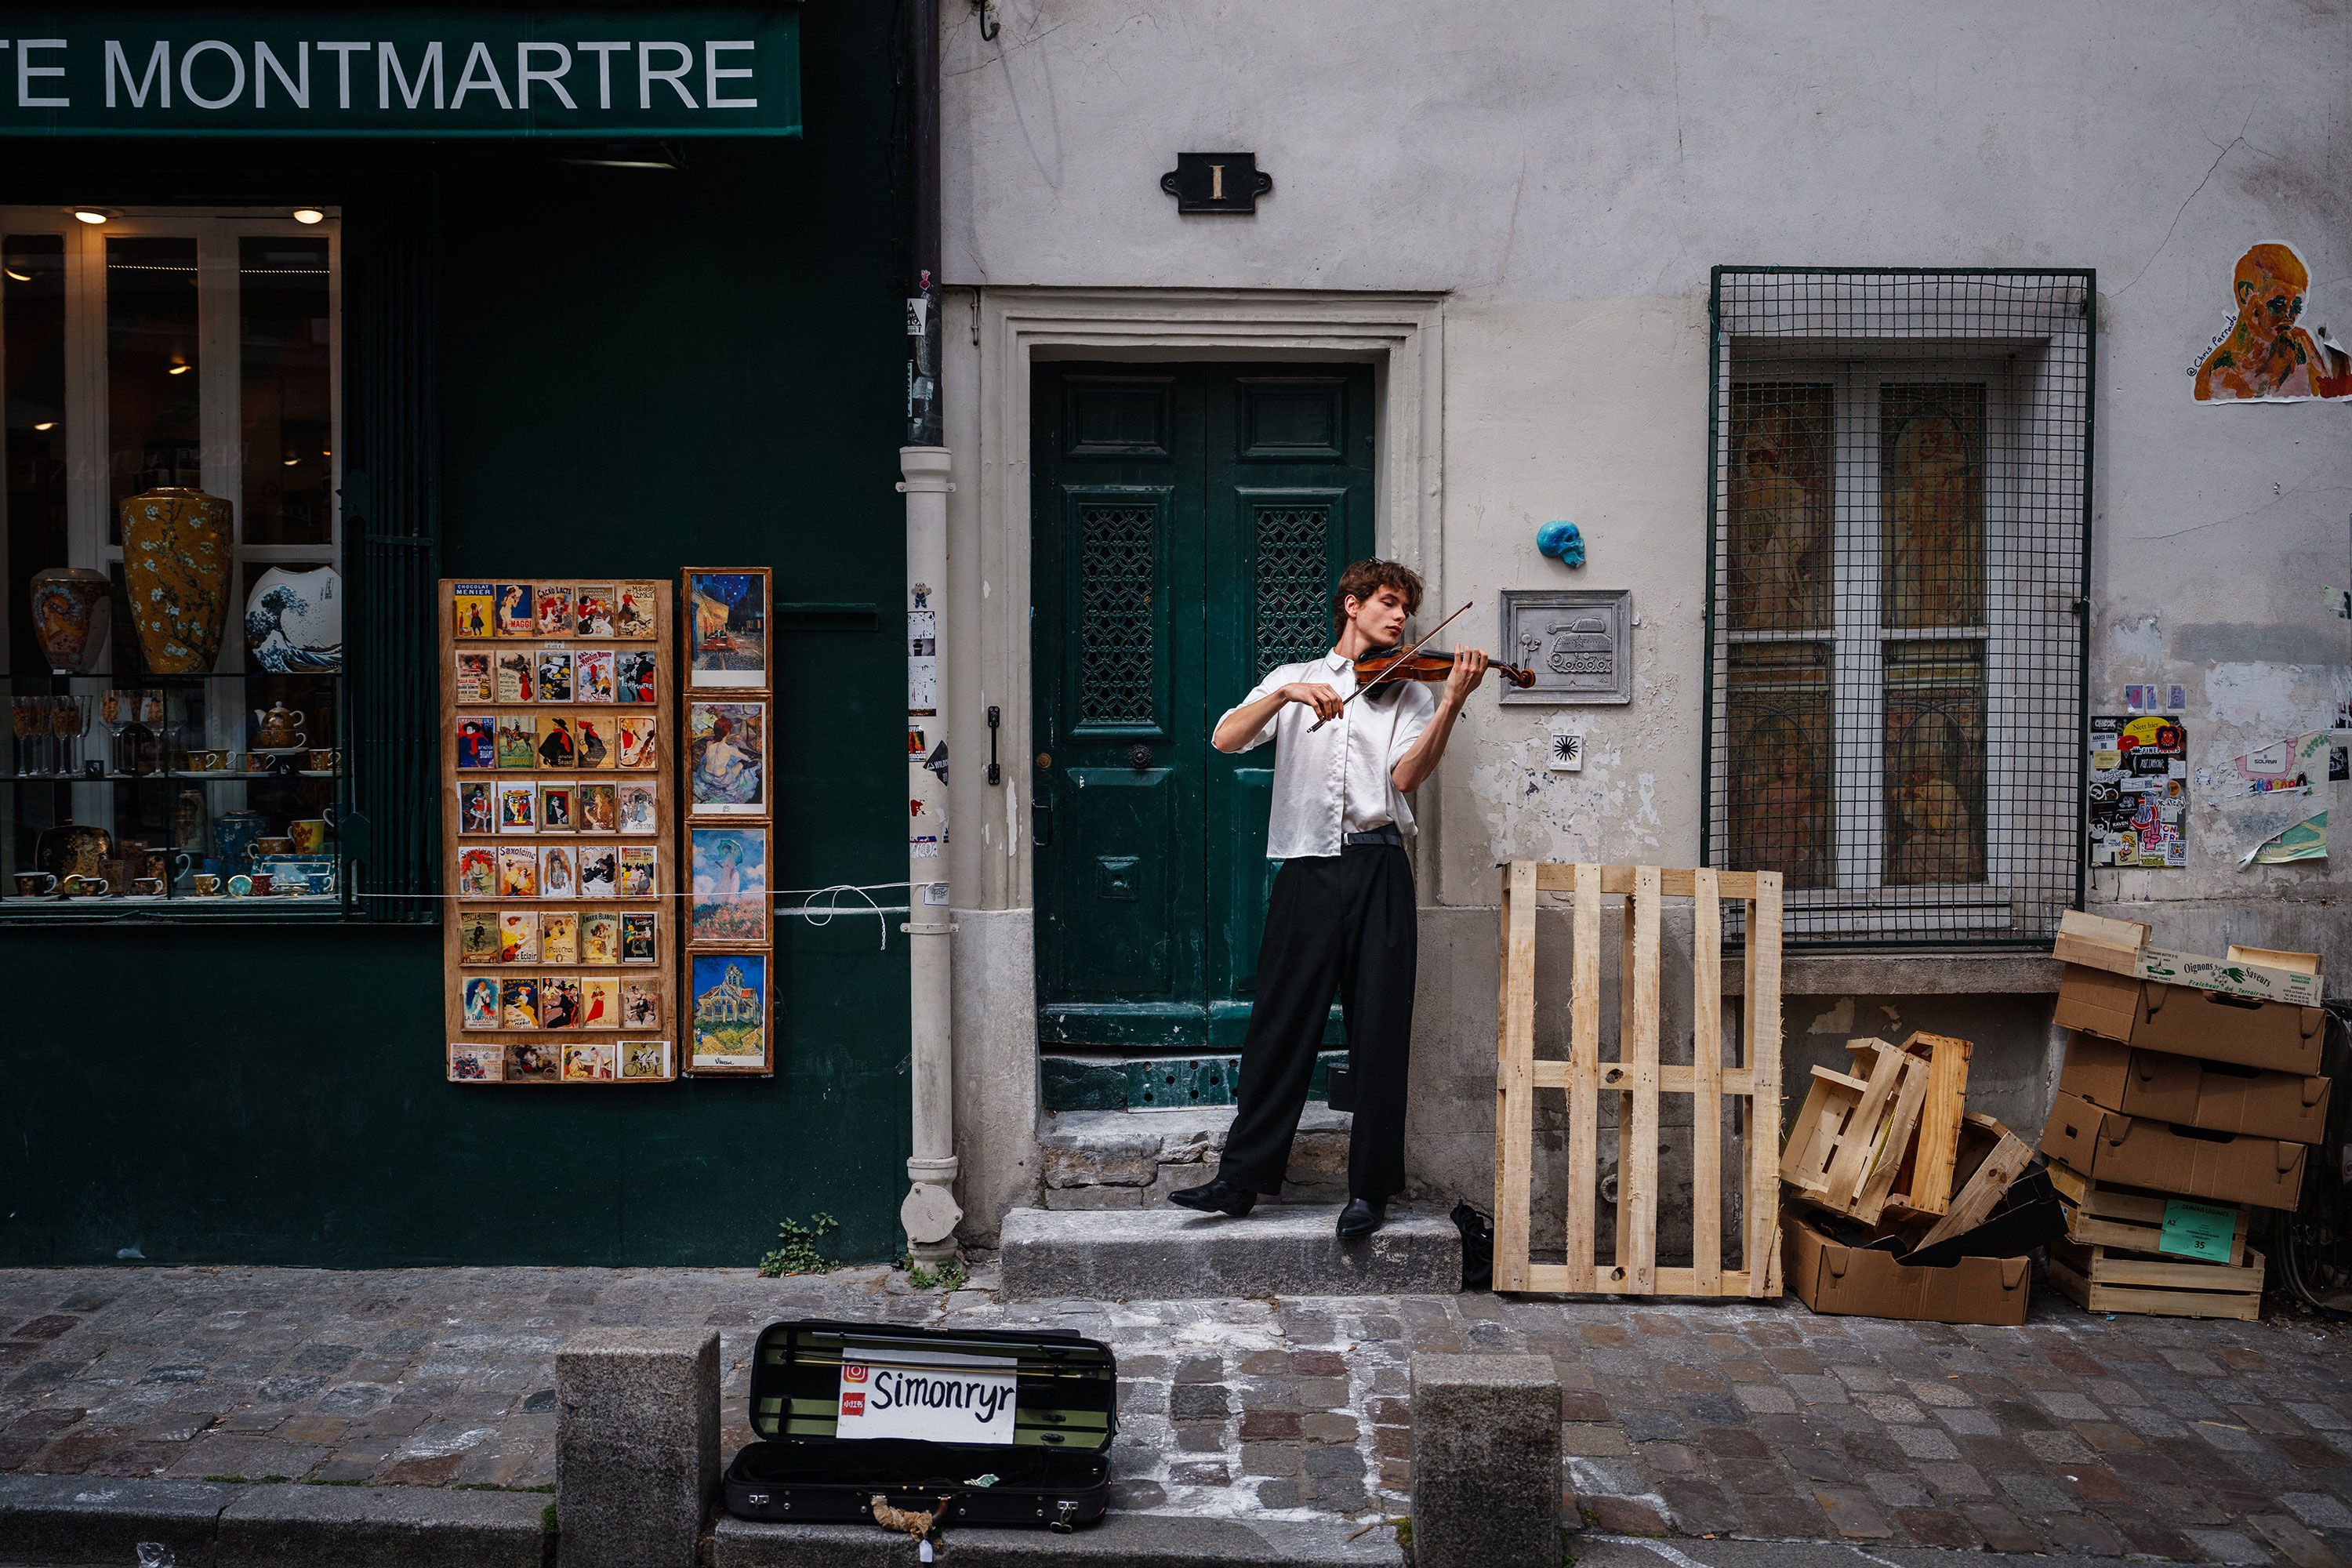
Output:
[1707, 270, 2090, 946]
[4, 207, 346, 916]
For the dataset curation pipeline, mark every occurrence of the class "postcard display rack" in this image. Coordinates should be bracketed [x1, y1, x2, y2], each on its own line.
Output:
[441, 580, 677, 1085]
[680, 568, 775, 1076]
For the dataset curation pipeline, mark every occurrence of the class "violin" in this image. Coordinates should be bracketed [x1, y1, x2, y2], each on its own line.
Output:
[1353, 646, 1537, 691]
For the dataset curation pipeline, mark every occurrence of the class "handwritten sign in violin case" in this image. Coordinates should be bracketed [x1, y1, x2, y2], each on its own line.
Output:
[723, 1319, 1116, 1530]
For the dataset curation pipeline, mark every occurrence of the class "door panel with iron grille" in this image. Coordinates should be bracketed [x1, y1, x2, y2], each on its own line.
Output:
[1033, 364, 1373, 1051]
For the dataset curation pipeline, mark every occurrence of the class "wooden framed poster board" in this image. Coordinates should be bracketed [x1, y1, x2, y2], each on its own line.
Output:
[681, 567, 775, 1075]
[441, 579, 677, 1085]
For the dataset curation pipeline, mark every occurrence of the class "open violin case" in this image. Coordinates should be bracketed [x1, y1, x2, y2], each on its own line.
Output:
[722, 1319, 1117, 1531]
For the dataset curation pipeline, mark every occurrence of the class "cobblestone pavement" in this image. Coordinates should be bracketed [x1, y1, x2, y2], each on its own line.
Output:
[4, 1265, 2350, 1563]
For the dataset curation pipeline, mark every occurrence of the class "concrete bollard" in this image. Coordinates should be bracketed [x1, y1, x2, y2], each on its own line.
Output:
[1410, 1352, 1563, 1568]
[557, 1327, 720, 1568]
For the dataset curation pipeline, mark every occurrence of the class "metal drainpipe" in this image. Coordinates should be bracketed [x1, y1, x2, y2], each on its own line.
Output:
[898, 0, 960, 1264]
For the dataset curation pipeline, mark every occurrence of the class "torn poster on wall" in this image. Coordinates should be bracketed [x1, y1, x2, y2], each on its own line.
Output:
[2190, 243, 2352, 403]
[2089, 714, 2187, 869]
[2230, 731, 2351, 797]
[2242, 811, 2327, 866]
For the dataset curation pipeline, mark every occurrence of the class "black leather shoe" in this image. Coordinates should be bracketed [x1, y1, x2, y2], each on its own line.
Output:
[1337, 1198, 1387, 1239]
[1168, 1178, 1257, 1218]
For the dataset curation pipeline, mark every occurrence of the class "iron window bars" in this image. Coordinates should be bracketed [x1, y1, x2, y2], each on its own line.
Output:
[1703, 268, 2092, 948]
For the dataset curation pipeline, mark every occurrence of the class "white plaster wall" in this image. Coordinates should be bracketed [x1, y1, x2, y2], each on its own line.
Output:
[935, 0, 2352, 1229]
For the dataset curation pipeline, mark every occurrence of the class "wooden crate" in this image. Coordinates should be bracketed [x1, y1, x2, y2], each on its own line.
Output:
[2048, 1162, 2250, 1267]
[1492, 862, 1784, 1298]
[2047, 1236, 2264, 1321]
[1886, 1033, 1973, 1218]
[1780, 1037, 1931, 1225]
[1909, 1112, 2034, 1250]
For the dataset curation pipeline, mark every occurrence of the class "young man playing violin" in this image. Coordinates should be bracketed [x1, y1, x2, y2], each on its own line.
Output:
[1171, 559, 1489, 1239]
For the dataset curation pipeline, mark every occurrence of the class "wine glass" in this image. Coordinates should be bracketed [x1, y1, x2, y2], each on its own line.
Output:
[140, 688, 166, 773]
[9, 696, 36, 776]
[52, 694, 89, 777]
[100, 689, 132, 775]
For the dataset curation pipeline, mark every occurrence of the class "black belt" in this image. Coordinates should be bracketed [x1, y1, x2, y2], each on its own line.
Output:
[1344, 826, 1402, 847]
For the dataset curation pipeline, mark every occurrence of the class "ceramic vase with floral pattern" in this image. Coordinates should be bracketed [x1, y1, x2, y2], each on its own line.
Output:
[121, 485, 232, 674]
[28, 566, 112, 674]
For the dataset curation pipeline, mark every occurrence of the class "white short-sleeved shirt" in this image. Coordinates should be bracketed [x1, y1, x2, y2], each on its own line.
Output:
[1218, 650, 1436, 861]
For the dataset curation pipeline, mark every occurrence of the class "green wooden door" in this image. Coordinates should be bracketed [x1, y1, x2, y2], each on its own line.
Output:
[1034, 363, 1375, 1051]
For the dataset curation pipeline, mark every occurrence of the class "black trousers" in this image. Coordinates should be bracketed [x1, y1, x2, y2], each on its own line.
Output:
[1217, 844, 1417, 1200]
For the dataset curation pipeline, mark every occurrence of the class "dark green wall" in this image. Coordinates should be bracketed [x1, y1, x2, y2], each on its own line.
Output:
[0, 5, 913, 1268]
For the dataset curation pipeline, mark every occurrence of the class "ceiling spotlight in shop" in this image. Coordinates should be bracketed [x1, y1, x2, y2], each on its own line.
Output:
[168, 359, 191, 376]
[292, 209, 325, 225]
[32, 421, 56, 431]
[3, 267, 30, 281]
[71, 208, 114, 225]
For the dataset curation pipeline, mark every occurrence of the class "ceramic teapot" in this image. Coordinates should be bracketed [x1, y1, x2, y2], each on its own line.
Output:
[252, 702, 307, 750]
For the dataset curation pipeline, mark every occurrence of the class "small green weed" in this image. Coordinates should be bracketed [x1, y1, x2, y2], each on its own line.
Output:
[757, 1212, 839, 1277]
[903, 1254, 969, 1291]
[542, 1500, 558, 1534]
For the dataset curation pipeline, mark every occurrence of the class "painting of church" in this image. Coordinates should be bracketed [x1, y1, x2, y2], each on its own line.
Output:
[695, 963, 760, 1025]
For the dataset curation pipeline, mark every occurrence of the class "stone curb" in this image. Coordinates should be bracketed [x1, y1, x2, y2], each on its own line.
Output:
[711, 1511, 1403, 1566]
[0, 1474, 553, 1568]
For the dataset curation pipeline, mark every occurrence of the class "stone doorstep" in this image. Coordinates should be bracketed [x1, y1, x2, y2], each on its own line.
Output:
[0, 1472, 550, 1568]
[711, 1512, 1402, 1566]
[1039, 1106, 1354, 1207]
[999, 1204, 1461, 1301]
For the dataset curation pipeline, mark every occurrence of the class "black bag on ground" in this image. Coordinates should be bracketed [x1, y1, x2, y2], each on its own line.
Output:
[723, 1319, 1116, 1531]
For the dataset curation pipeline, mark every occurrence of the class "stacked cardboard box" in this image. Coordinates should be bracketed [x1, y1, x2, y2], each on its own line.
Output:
[2042, 911, 2328, 1320]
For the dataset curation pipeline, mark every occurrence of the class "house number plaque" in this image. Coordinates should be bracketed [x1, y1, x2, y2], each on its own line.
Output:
[1160, 152, 1273, 215]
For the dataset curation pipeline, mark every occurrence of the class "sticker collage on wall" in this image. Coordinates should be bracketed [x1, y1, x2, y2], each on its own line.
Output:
[2087, 713, 2187, 869]
[682, 568, 775, 1076]
[442, 579, 677, 1084]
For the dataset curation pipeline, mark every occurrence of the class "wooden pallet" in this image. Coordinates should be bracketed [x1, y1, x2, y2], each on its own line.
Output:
[2048, 1236, 2264, 1320]
[2047, 1162, 2250, 1267]
[1492, 862, 1784, 1297]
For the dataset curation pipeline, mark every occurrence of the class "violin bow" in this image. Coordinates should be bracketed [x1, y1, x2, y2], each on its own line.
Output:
[1307, 600, 1472, 732]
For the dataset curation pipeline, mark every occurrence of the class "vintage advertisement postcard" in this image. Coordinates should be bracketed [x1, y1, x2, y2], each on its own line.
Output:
[456, 714, 497, 771]
[620, 1039, 670, 1080]
[618, 715, 658, 770]
[452, 583, 496, 641]
[618, 648, 656, 703]
[621, 910, 658, 963]
[462, 976, 499, 1029]
[495, 713, 536, 769]
[578, 844, 619, 899]
[581, 910, 621, 965]
[499, 909, 540, 964]
[615, 581, 659, 639]
[541, 975, 583, 1029]
[576, 648, 615, 703]
[535, 583, 573, 637]
[505, 1039, 559, 1083]
[541, 844, 579, 898]
[534, 713, 578, 770]
[535, 648, 575, 702]
[501, 978, 539, 1029]
[580, 975, 620, 1029]
[540, 910, 579, 965]
[498, 780, 537, 833]
[495, 646, 535, 703]
[619, 781, 658, 835]
[618, 845, 657, 898]
[574, 713, 618, 769]
[563, 1040, 616, 1082]
[459, 779, 495, 834]
[498, 845, 540, 898]
[575, 583, 616, 638]
[495, 583, 533, 638]
[454, 649, 492, 702]
[538, 781, 575, 832]
[458, 909, 499, 963]
[448, 1044, 503, 1082]
[456, 845, 497, 899]
[576, 781, 618, 833]
[621, 979, 660, 1030]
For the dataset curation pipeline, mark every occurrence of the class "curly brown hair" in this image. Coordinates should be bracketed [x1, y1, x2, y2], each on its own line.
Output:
[1331, 558, 1425, 636]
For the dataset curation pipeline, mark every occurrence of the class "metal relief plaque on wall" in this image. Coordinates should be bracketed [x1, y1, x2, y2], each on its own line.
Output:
[1499, 590, 1633, 705]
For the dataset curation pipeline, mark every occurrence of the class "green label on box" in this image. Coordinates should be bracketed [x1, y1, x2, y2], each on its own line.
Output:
[2158, 1199, 2238, 1262]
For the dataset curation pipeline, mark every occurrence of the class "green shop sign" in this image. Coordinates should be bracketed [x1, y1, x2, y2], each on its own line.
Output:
[0, 5, 800, 137]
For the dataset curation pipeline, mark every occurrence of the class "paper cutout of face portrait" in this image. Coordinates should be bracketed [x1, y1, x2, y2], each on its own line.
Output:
[2195, 243, 2352, 401]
